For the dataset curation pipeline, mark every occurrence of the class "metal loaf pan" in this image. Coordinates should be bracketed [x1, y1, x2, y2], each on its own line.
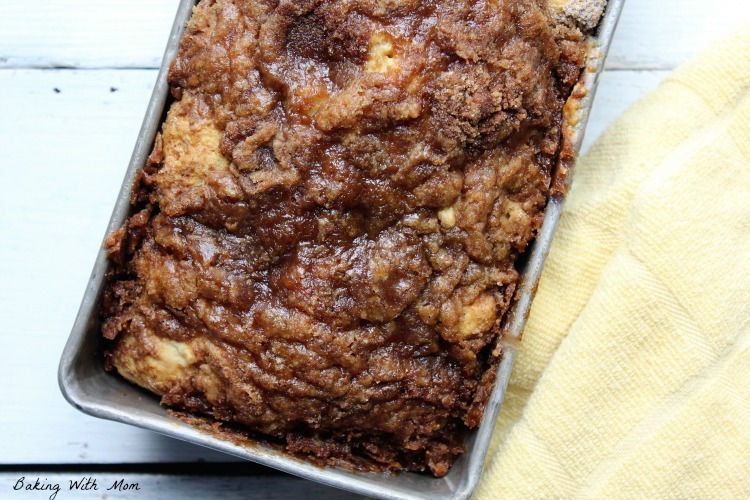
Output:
[59, 1, 624, 498]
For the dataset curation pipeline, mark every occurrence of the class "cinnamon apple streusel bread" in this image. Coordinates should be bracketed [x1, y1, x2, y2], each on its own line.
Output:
[101, 0, 604, 476]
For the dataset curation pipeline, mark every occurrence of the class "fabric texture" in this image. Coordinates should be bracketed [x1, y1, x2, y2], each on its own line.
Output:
[477, 23, 750, 499]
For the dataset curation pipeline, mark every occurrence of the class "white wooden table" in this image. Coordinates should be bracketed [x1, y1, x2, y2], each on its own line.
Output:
[1, 0, 749, 498]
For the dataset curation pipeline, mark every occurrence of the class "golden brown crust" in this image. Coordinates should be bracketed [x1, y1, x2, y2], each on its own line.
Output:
[102, 0, 600, 476]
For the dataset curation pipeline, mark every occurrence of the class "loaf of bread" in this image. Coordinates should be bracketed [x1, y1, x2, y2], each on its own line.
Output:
[102, 0, 602, 476]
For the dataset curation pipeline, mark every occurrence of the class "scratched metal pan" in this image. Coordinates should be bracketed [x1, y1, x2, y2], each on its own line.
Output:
[59, 1, 624, 498]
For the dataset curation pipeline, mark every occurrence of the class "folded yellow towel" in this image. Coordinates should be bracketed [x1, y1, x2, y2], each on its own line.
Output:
[477, 23, 750, 499]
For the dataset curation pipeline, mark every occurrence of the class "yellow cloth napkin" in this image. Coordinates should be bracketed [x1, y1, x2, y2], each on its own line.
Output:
[477, 24, 750, 499]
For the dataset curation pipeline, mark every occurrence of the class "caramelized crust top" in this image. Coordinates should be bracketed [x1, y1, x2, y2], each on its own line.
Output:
[102, 0, 597, 476]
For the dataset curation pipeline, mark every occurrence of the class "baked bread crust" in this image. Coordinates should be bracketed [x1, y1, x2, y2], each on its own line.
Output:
[102, 0, 603, 476]
[547, 0, 607, 31]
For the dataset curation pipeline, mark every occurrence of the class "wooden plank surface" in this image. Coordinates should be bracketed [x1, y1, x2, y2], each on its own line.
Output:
[1, 0, 749, 471]
[0, 1, 177, 69]
[606, 0, 750, 69]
